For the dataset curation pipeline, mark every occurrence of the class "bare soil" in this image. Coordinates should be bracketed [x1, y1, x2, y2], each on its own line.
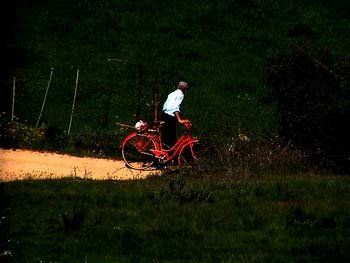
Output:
[0, 148, 159, 182]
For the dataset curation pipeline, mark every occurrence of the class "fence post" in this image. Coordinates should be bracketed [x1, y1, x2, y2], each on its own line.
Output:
[68, 68, 79, 135]
[135, 64, 143, 121]
[36, 68, 54, 127]
[11, 76, 16, 122]
[153, 80, 160, 122]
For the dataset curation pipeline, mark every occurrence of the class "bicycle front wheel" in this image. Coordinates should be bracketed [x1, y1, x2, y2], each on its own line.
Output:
[122, 133, 157, 170]
[178, 142, 199, 167]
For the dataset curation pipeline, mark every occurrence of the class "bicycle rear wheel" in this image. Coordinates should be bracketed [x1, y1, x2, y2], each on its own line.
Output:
[178, 142, 199, 167]
[122, 133, 157, 170]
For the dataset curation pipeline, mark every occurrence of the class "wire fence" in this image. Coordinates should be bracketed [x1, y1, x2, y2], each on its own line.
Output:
[7, 65, 178, 134]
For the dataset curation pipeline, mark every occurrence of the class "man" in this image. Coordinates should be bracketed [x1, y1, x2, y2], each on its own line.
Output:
[161, 81, 191, 148]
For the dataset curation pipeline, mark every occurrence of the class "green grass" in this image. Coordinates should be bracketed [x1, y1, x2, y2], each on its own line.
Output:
[3, 0, 349, 138]
[1, 173, 350, 262]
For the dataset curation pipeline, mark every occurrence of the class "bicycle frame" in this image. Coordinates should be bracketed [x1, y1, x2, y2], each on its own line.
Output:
[122, 127, 198, 163]
[149, 129, 199, 162]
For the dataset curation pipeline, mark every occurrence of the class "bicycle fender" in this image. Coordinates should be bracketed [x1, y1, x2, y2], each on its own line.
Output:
[121, 131, 138, 147]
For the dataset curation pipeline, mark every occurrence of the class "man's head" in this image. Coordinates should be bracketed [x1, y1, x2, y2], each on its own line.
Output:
[178, 81, 189, 92]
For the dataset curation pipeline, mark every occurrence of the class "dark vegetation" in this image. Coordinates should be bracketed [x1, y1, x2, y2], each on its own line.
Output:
[265, 47, 350, 170]
[0, 112, 121, 158]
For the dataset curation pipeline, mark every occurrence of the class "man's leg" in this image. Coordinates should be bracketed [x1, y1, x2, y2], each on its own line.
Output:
[161, 112, 177, 148]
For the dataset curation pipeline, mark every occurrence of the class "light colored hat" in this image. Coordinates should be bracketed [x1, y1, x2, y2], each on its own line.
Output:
[178, 81, 189, 88]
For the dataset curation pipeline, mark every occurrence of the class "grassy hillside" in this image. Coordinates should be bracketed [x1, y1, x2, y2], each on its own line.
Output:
[2, 0, 349, 137]
[1, 173, 350, 262]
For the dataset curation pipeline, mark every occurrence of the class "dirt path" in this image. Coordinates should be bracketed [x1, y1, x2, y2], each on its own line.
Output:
[0, 148, 160, 182]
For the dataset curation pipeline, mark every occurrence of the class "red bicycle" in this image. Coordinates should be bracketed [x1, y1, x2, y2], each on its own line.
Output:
[121, 121, 199, 170]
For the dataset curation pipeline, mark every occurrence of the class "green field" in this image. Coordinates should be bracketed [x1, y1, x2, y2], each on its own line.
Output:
[2, 0, 349, 137]
[1, 173, 350, 262]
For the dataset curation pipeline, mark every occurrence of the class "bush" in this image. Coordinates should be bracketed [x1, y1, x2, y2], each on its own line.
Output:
[0, 113, 46, 149]
[191, 133, 306, 177]
[265, 47, 350, 171]
[0, 112, 122, 157]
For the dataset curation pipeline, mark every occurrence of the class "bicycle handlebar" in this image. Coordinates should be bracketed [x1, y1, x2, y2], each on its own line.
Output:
[184, 121, 192, 130]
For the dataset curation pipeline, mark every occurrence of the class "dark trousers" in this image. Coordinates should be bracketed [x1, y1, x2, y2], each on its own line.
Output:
[161, 112, 177, 148]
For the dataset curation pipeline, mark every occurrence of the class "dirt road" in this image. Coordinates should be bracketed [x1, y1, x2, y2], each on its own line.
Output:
[0, 148, 160, 182]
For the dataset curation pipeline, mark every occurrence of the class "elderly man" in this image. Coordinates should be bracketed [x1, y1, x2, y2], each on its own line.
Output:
[161, 81, 191, 148]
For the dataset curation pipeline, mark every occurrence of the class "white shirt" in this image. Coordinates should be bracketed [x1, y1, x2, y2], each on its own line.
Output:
[162, 89, 184, 117]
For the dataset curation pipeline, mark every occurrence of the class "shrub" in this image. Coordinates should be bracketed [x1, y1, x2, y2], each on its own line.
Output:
[192, 133, 306, 177]
[265, 47, 350, 171]
[0, 112, 122, 157]
[0, 112, 46, 149]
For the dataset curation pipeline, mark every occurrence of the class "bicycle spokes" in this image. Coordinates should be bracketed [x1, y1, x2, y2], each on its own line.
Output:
[135, 136, 152, 152]
[122, 134, 157, 170]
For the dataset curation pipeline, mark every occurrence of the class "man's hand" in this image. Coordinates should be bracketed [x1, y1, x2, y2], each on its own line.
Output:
[179, 119, 192, 128]
[175, 112, 191, 127]
[179, 119, 191, 125]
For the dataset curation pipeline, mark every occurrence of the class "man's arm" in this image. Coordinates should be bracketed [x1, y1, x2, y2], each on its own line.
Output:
[174, 111, 191, 126]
